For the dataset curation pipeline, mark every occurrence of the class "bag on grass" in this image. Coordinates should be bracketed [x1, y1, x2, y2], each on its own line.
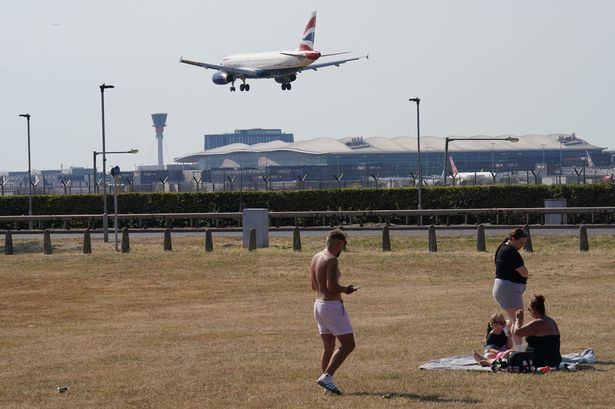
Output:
[507, 352, 535, 373]
[491, 352, 535, 373]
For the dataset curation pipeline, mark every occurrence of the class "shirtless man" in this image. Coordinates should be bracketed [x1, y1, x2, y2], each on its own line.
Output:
[311, 229, 359, 395]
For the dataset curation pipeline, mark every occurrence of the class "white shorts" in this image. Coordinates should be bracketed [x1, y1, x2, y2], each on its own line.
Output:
[313, 300, 353, 336]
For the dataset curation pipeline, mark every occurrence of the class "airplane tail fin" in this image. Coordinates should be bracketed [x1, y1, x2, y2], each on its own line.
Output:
[449, 156, 459, 177]
[298, 11, 317, 51]
[585, 150, 595, 167]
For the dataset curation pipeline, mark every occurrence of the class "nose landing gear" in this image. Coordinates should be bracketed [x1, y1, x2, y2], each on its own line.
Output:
[281, 83, 292, 91]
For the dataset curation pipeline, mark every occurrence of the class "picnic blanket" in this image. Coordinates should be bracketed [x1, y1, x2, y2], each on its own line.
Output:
[419, 348, 595, 372]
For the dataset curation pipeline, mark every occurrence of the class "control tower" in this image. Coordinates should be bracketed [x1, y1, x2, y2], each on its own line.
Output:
[151, 113, 168, 168]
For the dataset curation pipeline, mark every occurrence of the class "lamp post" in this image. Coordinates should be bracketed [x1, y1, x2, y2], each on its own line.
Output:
[491, 142, 495, 174]
[443, 136, 519, 185]
[100, 83, 114, 242]
[18, 113, 33, 229]
[540, 143, 547, 175]
[93, 149, 138, 193]
[409, 98, 422, 210]
[559, 140, 563, 184]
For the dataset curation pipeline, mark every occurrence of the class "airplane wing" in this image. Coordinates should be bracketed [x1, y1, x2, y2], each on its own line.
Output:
[179, 57, 260, 77]
[299, 54, 369, 71]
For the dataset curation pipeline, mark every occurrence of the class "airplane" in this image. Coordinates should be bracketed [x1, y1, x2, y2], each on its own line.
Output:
[446, 156, 493, 184]
[179, 11, 368, 92]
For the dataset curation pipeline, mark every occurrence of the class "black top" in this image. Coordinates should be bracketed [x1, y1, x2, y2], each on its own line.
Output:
[495, 243, 526, 284]
[526, 334, 561, 367]
[486, 331, 508, 349]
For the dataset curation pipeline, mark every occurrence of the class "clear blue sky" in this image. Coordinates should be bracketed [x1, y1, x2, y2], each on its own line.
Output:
[2, 0, 614, 172]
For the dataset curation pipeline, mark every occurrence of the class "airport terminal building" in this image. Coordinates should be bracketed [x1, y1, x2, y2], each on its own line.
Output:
[204, 129, 294, 150]
[177, 131, 612, 186]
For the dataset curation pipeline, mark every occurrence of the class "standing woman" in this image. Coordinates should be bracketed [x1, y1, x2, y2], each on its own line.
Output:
[492, 228, 529, 350]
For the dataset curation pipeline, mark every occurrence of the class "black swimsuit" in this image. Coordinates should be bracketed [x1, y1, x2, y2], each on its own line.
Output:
[526, 334, 562, 367]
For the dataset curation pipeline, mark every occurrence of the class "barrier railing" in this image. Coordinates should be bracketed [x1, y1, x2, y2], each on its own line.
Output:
[0, 206, 614, 231]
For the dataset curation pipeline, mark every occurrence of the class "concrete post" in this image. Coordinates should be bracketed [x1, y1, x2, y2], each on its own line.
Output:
[523, 225, 533, 252]
[579, 225, 589, 252]
[248, 228, 257, 252]
[428, 225, 437, 252]
[205, 229, 213, 252]
[4, 231, 13, 255]
[121, 227, 130, 253]
[476, 224, 486, 252]
[292, 226, 301, 252]
[164, 228, 172, 251]
[43, 229, 52, 255]
[83, 229, 92, 254]
[382, 225, 391, 252]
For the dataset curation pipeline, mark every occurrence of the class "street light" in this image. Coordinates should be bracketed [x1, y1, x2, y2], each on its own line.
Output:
[491, 142, 495, 174]
[409, 98, 422, 210]
[100, 83, 114, 242]
[541, 143, 546, 168]
[443, 136, 519, 185]
[93, 149, 138, 193]
[18, 113, 33, 229]
[559, 140, 563, 184]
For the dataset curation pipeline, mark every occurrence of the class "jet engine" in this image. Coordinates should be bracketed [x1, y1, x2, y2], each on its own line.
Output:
[212, 71, 234, 85]
[274, 74, 297, 84]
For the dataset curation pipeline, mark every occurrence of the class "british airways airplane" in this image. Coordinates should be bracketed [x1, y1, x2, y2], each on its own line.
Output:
[179, 11, 368, 92]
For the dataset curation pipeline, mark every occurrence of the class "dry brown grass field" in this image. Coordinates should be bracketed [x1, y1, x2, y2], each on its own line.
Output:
[1, 233, 614, 408]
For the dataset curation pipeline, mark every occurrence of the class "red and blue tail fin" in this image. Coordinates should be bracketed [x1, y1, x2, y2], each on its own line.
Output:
[449, 156, 459, 177]
[298, 11, 317, 51]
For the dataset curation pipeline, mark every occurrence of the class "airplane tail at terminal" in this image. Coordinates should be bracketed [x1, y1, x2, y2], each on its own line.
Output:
[298, 11, 317, 51]
[586, 150, 595, 167]
[449, 156, 459, 177]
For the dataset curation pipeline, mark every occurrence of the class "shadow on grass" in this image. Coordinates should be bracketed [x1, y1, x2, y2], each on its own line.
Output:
[3, 241, 43, 254]
[349, 391, 480, 404]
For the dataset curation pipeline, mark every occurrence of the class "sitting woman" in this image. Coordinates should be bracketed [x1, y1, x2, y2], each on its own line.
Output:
[512, 294, 562, 368]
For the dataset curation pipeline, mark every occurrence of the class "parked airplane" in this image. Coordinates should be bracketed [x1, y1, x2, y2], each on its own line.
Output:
[179, 11, 368, 91]
[447, 156, 493, 184]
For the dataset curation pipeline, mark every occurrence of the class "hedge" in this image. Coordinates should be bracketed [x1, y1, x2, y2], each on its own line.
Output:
[1, 185, 614, 228]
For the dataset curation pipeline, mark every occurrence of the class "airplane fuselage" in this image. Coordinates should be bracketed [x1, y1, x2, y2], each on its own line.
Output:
[221, 51, 321, 78]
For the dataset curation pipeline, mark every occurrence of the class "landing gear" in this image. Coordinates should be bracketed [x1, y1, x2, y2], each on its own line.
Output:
[230, 80, 251, 92]
[281, 83, 292, 91]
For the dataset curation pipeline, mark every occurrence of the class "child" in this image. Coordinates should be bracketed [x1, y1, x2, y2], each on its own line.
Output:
[474, 312, 514, 366]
